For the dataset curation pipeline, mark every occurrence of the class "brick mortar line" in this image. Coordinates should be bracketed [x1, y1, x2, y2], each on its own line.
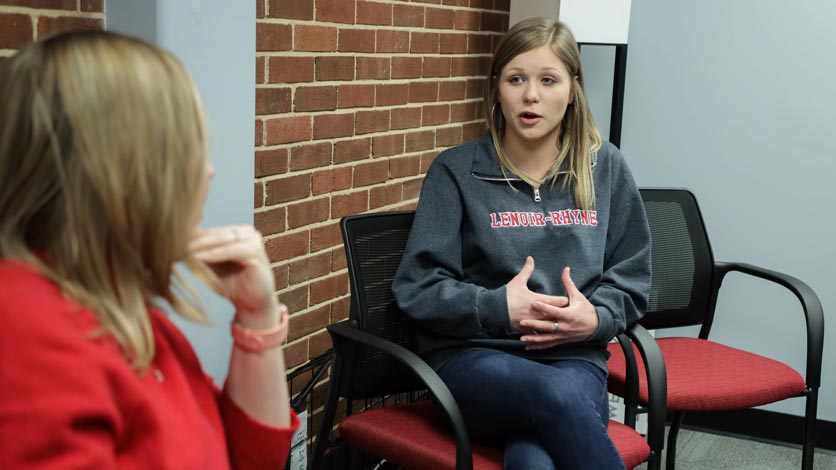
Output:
[256, 77, 489, 88]
[255, 88, 485, 102]
[258, 181, 425, 239]
[254, 113, 486, 140]
[256, 20, 506, 34]
[256, 49, 499, 59]
[255, 113, 484, 131]
[253, 130, 486, 165]
[262, 75, 494, 88]
[257, 190, 423, 221]
[259, 53, 494, 82]
[0, 6, 103, 17]
[255, 52, 494, 58]
[275, 268, 349, 295]
[275, 257, 348, 283]
[252, 136, 483, 182]
[257, 171, 429, 216]
[257, 19, 508, 28]
[256, 53, 494, 61]
[255, 172, 428, 199]
[257, 57, 492, 65]
[258, 83, 486, 91]
[252, 153, 460, 187]
[255, 119, 482, 152]
[257, 41, 494, 56]
[259, 9, 509, 28]
[264, 191, 421, 216]
[255, 100, 485, 118]
[284, 291, 350, 316]
[255, 112, 481, 123]
[254, 182, 422, 220]
[280, 333, 308, 353]
[252, 154, 451, 187]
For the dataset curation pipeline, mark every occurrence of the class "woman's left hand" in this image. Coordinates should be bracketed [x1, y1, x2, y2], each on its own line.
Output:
[518, 266, 599, 350]
[189, 225, 279, 329]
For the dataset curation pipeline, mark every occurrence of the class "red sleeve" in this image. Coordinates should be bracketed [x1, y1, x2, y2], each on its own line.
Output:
[217, 386, 300, 470]
[0, 270, 122, 469]
[154, 307, 301, 469]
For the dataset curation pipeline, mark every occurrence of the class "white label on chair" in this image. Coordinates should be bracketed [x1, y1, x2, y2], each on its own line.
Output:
[289, 410, 308, 470]
[608, 393, 624, 420]
[608, 394, 648, 434]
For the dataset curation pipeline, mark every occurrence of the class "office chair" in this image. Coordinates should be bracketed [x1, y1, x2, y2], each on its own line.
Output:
[310, 210, 667, 470]
[607, 188, 824, 470]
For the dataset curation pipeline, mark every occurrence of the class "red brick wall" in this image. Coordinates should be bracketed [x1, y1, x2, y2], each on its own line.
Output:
[0, 0, 104, 64]
[256, 0, 511, 371]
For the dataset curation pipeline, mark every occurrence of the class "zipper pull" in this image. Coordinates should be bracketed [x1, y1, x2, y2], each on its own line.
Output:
[533, 187, 541, 203]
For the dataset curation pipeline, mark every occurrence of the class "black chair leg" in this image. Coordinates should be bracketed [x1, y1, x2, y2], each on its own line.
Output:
[802, 390, 818, 470]
[665, 411, 685, 470]
[311, 358, 343, 470]
[647, 447, 663, 470]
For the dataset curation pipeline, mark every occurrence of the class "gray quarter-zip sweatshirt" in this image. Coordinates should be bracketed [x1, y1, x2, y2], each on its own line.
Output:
[392, 134, 651, 372]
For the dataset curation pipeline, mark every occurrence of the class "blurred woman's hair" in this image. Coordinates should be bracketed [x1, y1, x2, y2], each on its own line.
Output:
[484, 17, 602, 210]
[0, 30, 212, 369]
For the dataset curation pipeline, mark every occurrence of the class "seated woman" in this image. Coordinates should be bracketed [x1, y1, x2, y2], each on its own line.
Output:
[0, 30, 298, 468]
[393, 18, 651, 470]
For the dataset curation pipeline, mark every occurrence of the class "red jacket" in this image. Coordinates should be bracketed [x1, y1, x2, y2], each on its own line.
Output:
[0, 261, 299, 469]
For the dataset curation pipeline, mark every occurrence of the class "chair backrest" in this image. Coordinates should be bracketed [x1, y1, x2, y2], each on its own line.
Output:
[340, 210, 423, 397]
[639, 188, 716, 330]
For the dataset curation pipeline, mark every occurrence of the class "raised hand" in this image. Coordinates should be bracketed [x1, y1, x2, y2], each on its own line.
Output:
[506, 257, 569, 333]
[519, 266, 599, 350]
[189, 225, 281, 329]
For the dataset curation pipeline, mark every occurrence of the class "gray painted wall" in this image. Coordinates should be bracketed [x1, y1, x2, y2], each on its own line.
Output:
[580, 45, 615, 141]
[107, 0, 256, 383]
[617, 1, 834, 421]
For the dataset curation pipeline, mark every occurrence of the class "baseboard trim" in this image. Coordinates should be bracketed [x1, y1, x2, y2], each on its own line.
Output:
[680, 408, 836, 452]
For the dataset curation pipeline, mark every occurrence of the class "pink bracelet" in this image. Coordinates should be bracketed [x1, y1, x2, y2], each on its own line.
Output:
[231, 317, 287, 353]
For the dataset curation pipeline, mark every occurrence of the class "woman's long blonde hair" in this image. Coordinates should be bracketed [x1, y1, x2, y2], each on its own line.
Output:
[485, 17, 601, 210]
[0, 31, 211, 370]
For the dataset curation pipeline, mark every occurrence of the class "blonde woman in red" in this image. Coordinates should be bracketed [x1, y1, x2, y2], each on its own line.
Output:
[0, 31, 297, 468]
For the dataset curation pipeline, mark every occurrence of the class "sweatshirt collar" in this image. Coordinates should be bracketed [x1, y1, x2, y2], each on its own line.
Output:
[470, 133, 598, 182]
[470, 135, 521, 181]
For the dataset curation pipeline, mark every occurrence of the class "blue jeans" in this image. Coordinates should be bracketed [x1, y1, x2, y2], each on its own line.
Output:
[436, 348, 624, 470]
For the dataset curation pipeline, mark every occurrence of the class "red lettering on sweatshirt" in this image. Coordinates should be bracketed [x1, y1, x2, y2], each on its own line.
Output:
[489, 210, 598, 228]
[490, 213, 500, 227]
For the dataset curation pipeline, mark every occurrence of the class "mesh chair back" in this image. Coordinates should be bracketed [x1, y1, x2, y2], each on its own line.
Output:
[639, 189, 715, 329]
[340, 211, 423, 397]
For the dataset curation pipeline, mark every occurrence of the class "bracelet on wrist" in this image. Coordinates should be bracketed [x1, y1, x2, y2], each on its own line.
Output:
[230, 314, 287, 353]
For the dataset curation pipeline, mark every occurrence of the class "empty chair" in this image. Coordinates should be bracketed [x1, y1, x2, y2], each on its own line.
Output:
[607, 188, 824, 470]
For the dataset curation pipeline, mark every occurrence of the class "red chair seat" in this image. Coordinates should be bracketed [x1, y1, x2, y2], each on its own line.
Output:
[608, 337, 806, 410]
[339, 400, 651, 470]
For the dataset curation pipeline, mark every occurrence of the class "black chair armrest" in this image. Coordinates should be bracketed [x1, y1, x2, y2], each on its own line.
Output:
[328, 320, 473, 470]
[624, 323, 667, 462]
[615, 333, 640, 427]
[714, 262, 825, 387]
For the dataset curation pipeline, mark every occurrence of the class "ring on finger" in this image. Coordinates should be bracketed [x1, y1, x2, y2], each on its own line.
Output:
[231, 228, 240, 242]
[553, 321, 560, 333]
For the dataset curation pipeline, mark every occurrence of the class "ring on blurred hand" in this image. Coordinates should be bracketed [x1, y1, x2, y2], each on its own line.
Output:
[232, 228, 239, 242]
[554, 321, 560, 333]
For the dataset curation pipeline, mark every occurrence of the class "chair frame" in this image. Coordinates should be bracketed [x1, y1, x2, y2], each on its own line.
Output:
[311, 210, 668, 470]
[619, 188, 824, 470]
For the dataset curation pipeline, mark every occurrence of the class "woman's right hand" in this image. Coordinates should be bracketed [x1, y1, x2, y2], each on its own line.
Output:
[189, 225, 280, 330]
[506, 256, 569, 332]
